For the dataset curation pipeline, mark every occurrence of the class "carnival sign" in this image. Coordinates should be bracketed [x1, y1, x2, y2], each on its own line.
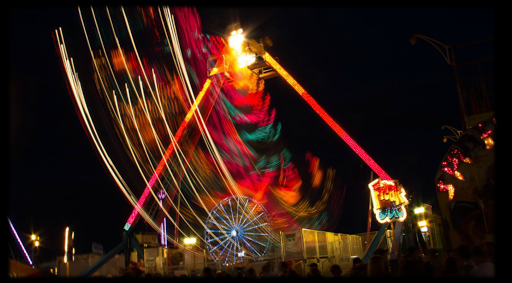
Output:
[368, 178, 409, 223]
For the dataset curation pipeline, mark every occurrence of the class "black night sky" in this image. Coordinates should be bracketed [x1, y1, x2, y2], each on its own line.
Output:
[9, 6, 494, 263]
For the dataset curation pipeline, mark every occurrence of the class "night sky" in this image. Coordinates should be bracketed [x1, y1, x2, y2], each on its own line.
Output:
[9, 6, 494, 263]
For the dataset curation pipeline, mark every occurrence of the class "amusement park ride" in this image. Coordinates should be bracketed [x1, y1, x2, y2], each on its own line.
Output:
[55, 7, 410, 276]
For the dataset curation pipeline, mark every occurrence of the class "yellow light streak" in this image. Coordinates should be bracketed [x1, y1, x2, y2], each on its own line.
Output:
[64, 227, 69, 263]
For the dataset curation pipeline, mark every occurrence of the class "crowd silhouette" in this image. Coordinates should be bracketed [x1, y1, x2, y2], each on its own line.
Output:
[118, 243, 494, 278]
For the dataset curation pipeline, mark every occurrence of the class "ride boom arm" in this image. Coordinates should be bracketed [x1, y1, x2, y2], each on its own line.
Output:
[263, 52, 392, 181]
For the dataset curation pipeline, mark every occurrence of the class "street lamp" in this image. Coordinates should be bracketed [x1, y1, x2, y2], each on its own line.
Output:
[184, 237, 197, 246]
[409, 34, 454, 65]
[30, 234, 40, 263]
[413, 207, 425, 214]
[441, 125, 463, 143]
[410, 34, 467, 129]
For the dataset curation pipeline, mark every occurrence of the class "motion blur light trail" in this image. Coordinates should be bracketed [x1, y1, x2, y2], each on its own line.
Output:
[124, 78, 213, 231]
[8, 217, 33, 267]
[56, 6, 345, 260]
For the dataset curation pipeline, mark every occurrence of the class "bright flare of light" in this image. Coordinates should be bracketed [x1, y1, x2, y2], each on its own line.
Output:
[414, 207, 425, 214]
[454, 170, 465, 181]
[228, 29, 244, 54]
[184, 237, 197, 245]
[237, 53, 256, 68]
[228, 28, 256, 68]
[483, 136, 494, 150]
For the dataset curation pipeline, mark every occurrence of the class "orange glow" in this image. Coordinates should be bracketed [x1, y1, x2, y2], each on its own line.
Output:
[438, 181, 455, 200]
[447, 184, 455, 200]
[483, 136, 494, 149]
[454, 170, 465, 181]
[227, 28, 256, 68]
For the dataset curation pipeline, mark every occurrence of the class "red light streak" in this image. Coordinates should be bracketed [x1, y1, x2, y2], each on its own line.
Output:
[124, 78, 212, 230]
[263, 53, 391, 180]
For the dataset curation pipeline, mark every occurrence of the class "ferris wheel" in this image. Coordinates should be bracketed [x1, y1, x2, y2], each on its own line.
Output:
[205, 196, 272, 264]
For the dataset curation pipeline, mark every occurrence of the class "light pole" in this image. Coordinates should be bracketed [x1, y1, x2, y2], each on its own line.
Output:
[410, 34, 468, 130]
[410, 34, 494, 130]
[441, 125, 463, 143]
[31, 234, 40, 266]
[157, 189, 168, 248]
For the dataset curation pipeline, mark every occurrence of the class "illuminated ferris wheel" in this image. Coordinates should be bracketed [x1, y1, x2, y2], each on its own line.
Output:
[205, 196, 271, 264]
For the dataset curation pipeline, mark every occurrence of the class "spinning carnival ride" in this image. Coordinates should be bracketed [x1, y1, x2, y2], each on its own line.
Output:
[55, 6, 408, 265]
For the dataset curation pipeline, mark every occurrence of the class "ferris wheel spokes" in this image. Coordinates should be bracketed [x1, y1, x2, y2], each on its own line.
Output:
[205, 196, 271, 264]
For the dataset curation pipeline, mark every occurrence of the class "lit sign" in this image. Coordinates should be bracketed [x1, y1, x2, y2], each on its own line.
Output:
[368, 178, 409, 223]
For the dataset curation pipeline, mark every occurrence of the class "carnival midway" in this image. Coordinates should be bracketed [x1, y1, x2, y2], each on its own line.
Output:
[9, 7, 494, 278]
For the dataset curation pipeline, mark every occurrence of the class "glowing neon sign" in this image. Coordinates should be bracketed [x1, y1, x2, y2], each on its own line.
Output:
[368, 178, 409, 223]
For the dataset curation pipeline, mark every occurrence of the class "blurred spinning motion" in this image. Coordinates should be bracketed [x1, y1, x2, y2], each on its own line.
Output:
[55, 6, 359, 262]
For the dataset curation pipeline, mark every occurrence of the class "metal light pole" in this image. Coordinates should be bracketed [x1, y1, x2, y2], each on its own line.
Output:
[410, 34, 494, 130]
[410, 34, 468, 130]
[31, 234, 40, 267]
[441, 125, 463, 143]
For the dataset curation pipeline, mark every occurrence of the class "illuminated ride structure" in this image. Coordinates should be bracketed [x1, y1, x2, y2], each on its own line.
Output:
[55, 6, 409, 275]
[205, 196, 272, 264]
[434, 118, 495, 249]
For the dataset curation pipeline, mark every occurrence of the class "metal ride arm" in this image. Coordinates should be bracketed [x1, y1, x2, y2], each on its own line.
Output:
[262, 52, 392, 181]
[361, 222, 389, 263]
[79, 231, 145, 277]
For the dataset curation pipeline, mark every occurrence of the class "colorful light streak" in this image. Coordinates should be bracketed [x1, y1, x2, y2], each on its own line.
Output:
[124, 78, 212, 231]
[57, 9, 221, 252]
[8, 218, 33, 267]
[62, 7, 264, 254]
[64, 226, 69, 263]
